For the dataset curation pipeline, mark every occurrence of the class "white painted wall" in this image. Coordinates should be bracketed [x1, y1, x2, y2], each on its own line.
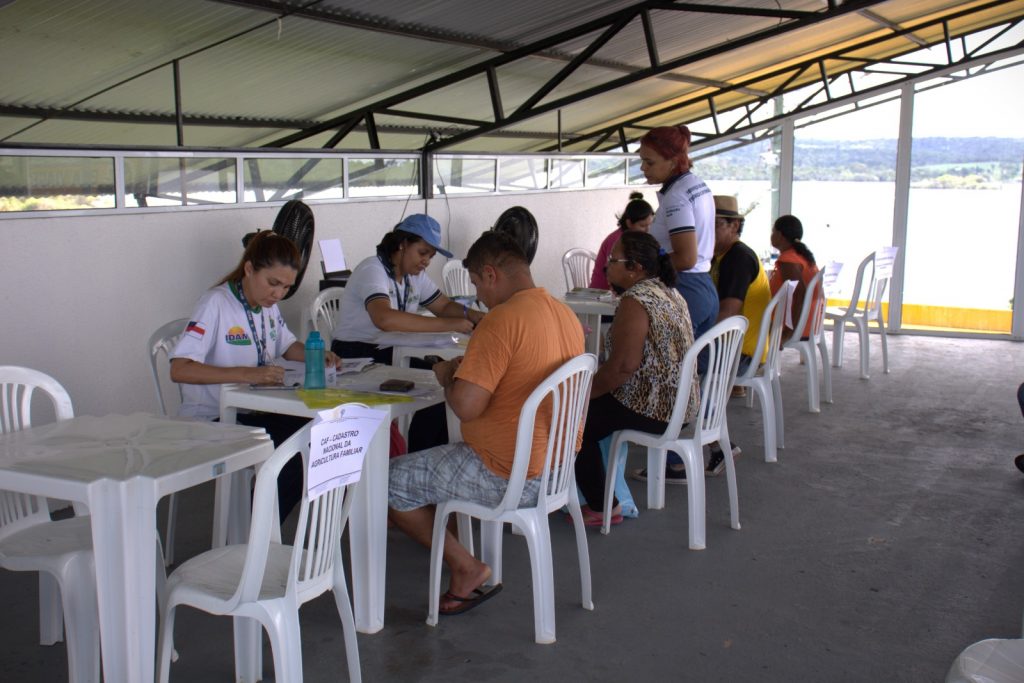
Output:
[0, 187, 652, 416]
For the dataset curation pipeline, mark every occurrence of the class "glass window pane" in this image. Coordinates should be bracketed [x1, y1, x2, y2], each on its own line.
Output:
[124, 157, 236, 207]
[499, 158, 548, 191]
[627, 158, 646, 185]
[791, 101, 899, 302]
[550, 159, 584, 189]
[904, 65, 1024, 333]
[586, 157, 626, 188]
[0, 155, 115, 212]
[434, 158, 495, 194]
[348, 158, 419, 198]
[697, 140, 777, 266]
[242, 157, 343, 202]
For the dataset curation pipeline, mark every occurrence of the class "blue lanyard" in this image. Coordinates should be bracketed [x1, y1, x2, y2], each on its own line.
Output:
[234, 280, 269, 366]
[378, 255, 412, 312]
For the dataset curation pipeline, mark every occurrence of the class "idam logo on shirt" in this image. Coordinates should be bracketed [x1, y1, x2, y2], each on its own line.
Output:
[225, 326, 252, 346]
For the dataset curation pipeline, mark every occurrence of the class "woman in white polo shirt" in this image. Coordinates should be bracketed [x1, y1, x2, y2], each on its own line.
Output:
[170, 230, 340, 520]
[331, 213, 483, 364]
[638, 125, 719, 345]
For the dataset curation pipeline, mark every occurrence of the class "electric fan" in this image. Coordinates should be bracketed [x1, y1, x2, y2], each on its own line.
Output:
[242, 199, 315, 300]
[493, 205, 538, 265]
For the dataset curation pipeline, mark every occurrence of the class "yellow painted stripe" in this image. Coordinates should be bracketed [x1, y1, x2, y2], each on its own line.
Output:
[826, 299, 1012, 333]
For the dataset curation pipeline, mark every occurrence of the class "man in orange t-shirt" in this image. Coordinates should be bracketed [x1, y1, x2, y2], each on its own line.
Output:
[388, 230, 584, 616]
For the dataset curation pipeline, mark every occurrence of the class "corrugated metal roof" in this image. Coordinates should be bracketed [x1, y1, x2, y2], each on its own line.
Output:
[1, 0, 1021, 152]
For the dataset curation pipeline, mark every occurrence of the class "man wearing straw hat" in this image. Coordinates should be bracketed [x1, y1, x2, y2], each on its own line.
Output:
[706, 194, 771, 475]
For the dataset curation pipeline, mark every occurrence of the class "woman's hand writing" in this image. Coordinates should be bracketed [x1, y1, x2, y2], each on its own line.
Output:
[248, 365, 286, 385]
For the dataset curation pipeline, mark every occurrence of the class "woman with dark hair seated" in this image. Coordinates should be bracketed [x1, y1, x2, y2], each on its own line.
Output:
[769, 214, 819, 343]
[331, 213, 484, 451]
[590, 191, 654, 290]
[574, 231, 699, 525]
[170, 230, 341, 521]
[331, 213, 483, 364]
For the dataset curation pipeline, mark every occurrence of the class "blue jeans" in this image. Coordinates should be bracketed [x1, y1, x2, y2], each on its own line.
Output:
[668, 271, 718, 466]
[675, 271, 719, 350]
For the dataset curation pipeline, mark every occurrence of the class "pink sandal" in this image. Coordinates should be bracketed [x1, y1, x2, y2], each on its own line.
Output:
[570, 505, 623, 527]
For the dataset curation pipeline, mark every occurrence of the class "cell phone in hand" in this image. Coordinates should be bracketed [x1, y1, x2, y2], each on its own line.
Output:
[379, 379, 415, 392]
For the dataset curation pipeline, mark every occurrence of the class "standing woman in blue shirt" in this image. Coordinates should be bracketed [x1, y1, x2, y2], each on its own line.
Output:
[638, 125, 719, 345]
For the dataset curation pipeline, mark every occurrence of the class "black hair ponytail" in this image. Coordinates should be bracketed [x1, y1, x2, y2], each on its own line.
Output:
[774, 215, 816, 266]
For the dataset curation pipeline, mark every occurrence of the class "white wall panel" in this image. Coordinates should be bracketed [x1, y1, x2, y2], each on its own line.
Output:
[0, 187, 648, 416]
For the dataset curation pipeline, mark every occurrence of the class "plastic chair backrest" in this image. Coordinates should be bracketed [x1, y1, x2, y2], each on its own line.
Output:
[309, 287, 345, 343]
[737, 280, 796, 383]
[562, 248, 596, 292]
[788, 268, 825, 339]
[442, 259, 474, 299]
[660, 317, 747, 447]
[234, 421, 356, 607]
[495, 354, 597, 516]
[0, 366, 75, 540]
[148, 318, 188, 416]
[842, 252, 874, 313]
[864, 246, 899, 317]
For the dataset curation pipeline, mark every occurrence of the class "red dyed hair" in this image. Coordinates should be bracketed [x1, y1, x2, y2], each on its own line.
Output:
[640, 125, 693, 174]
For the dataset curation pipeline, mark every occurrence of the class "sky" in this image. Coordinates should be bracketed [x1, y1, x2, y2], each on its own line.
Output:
[799, 63, 1024, 140]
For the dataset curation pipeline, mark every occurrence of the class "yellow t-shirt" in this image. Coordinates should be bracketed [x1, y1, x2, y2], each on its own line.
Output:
[711, 241, 772, 362]
[456, 288, 585, 479]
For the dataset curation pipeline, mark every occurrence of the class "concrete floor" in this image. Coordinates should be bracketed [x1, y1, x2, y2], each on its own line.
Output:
[3, 334, 1023, 682]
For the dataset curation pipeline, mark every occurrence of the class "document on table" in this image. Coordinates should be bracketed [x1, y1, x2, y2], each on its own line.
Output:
[275, 358, 339, 387]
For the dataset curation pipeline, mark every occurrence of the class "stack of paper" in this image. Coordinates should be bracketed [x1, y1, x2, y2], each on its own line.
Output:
[565, 287, 615, 302]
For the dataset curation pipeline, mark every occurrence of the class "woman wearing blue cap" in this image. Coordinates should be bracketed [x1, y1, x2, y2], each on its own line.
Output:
[332, 214, 481, 451]
[331, 213, 483, 364]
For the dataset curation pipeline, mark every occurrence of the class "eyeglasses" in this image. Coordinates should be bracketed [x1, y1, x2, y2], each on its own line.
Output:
[606, 257, 631, 265]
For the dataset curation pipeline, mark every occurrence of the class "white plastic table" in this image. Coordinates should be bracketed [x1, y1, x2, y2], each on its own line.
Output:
[561, 296, 618, 356]
[219, 366, 443, 639]
[0, 413, 273, 683]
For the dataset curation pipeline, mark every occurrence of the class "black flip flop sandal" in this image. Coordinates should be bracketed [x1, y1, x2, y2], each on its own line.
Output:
[439, 583, 504, 616]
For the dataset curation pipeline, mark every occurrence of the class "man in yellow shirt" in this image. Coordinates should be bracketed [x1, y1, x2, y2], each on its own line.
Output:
[706, 195, 771, 476]
[389, 231, 584, 615]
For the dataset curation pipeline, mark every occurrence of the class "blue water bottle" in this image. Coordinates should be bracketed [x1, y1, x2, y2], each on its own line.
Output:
[304, 331, 326, 390]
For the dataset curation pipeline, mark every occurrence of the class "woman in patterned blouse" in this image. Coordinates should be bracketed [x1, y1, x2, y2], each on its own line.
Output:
[574, 231, 699, 526]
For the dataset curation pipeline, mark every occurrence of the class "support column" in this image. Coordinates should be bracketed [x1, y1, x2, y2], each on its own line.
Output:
[889, 83, 914, 332]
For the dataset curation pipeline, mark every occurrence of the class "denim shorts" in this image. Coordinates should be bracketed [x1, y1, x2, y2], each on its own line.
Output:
[388, 442, 540, 511]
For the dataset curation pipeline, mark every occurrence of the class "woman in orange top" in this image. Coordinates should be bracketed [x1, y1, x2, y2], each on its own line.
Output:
[769, 214, 819, 342]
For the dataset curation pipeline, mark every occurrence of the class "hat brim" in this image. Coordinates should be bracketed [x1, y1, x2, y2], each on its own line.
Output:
[434, 245, 454, 258]
[716, 210, 742, 218]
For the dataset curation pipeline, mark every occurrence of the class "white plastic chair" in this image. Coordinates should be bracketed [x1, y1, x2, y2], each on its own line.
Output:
[308, 286, 346, 345]
[830, 247, 897, 379]
[734, 281, 796, 464]
[601, 317, 748, 548]
[826, 252, 872, 365]
[0, 366, 99, 683]
[782, 267, 832, 413]
[946, 619, 1024, 683]
[562, 248, 596, 292]
[148, 318, 188, 566]
[441, 259, 473, 299]
[426, 354, 597, 645]
[157, 422, 361, 683]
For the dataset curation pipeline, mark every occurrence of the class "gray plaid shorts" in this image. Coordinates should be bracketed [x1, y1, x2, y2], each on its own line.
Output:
[388, 441, 540, 512]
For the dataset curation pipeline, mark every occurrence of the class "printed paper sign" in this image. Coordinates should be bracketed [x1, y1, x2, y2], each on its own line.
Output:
[319, 238, 347, 274]
[307, 404, 386, 499]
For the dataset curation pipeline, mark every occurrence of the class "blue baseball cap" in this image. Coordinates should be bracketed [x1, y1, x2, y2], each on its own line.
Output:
[395, 214, 452, 258]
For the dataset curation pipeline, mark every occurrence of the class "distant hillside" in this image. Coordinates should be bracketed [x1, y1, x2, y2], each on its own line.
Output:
[697, 137, 1024, 184]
